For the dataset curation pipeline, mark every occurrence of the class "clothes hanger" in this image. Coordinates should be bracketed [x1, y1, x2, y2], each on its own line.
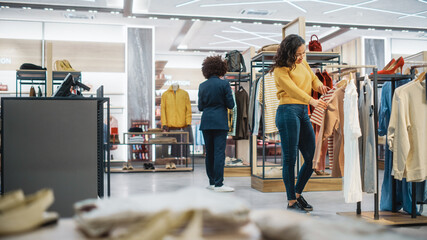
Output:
[415, 71, 426, 82]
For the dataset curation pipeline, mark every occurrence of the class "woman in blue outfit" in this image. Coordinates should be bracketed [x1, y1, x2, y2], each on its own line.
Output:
[198, 55, 235, 192]
[272, 35, 328, 211]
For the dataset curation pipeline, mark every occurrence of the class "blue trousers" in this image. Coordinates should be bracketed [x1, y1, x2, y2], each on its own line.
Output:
[202, 130, 228, 187]
[276, 104, 315, 200]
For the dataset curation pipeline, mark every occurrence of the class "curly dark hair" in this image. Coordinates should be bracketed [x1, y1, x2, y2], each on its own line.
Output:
[201, 55, 228, 79]
[270, 34, 305, 72]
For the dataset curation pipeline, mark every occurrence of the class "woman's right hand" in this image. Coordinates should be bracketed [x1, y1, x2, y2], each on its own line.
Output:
[309, 98, 327, 109]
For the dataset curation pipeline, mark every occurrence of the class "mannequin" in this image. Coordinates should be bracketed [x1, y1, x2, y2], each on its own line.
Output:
[161, 83, 193, 169]
[172, 83, 179, 92]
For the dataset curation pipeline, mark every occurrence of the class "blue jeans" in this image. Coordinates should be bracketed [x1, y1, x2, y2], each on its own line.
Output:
[276, 104, 315, 200]
[202, 130, 228, 187]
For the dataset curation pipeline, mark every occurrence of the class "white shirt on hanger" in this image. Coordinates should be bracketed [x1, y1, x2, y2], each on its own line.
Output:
[343, 78, 363, 203]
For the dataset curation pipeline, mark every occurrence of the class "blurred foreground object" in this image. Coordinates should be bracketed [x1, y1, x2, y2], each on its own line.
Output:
[74, 188, 250, 239]
[0, 189, 58, 235]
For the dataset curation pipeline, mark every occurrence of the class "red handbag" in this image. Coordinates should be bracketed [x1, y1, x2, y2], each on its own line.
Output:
[309, 34, 322, 52]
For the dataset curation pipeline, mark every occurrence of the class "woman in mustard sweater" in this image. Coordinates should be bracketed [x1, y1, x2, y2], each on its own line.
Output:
[272, 34, 328, 212]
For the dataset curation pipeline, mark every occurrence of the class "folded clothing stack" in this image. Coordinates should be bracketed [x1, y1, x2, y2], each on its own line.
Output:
[148, 137, 177, 144]
[128, 136, 145, 143]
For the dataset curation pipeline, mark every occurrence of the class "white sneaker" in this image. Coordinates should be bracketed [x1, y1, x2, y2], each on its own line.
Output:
[206, 185, 215, 190]
[214, 185, 235, 192]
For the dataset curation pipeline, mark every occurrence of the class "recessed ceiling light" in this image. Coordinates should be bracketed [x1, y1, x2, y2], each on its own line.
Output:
[44, 7, 53, 11]
[313, 25, 321, 28]
[212, 19, 222, 22]
[350, 27, 358, 30]
[176, 0, 200, 8]
[273, 23, 281, 26]
[149, 17, 158, 19]
[66, 9, 76, 12]
[110, 11, 120, 14]
[402, 30, 409, 32]
[194, 50, 200, 53]
[22, 7, 31, 10]
[253, 22, 262, 25]
[331, 26, 340, 29]
[88, 10, 97, 13]
[1, 5, 10, 9]
[418, 31, 425, 33]
[385, 29, 392, 31]
[170, 17, 179, 20]
[191, 18, 200, 21]
[368, 28, 375, 30]
[233, 20, 242, 23]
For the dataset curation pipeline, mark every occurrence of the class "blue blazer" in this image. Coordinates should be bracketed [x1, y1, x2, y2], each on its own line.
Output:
[198, 76, 235, 130]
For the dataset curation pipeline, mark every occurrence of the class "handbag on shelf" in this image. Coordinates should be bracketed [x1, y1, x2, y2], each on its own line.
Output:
[308, 34, 322, 52]
[0, 83, 8, 91]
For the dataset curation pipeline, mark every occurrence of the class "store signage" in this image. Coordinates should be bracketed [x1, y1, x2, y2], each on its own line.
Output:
[164, 80, 190, 86]
[0, 57, 12, 64]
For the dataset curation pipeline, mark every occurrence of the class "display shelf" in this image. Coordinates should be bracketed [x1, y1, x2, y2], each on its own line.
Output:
[250, 51, 343, 192]
[82, 92, 125, 96]
[251, 176, 342, 193]
[224, 165, 251, 177]
[16, 70, 47, 97]
[110, 167, 193, 173]
[337, 212, 427, 226]
[121, 130, 194, 171]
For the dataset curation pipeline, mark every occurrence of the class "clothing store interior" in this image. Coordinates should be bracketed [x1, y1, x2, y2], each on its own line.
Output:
[0, 0, 426, 239]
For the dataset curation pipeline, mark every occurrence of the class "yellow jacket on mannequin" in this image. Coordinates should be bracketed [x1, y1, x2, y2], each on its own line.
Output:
[161, 86, 192, 128]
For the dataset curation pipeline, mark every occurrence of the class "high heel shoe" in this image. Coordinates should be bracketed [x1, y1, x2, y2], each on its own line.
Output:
[383, 58, 395, 71]
[377, 57, 404, 75]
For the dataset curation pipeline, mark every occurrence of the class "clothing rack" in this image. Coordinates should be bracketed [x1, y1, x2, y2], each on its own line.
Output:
[326, 65, 380, 218]
[327, 64, 426, 223]
[224, 72, 251, 160]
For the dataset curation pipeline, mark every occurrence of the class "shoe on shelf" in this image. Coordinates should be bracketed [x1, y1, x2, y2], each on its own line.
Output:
[214, 185, 235, 192]
[206, 185, 215, 190]
[171, 162, 176, 169]
[297, 195, 313, 211]
[165, 162, 171, 169]
[122, 163, 128, 170]
[286, 201, 307, 213]
[127, 164, 134, 170]
[314, 170, 330, 176]
[149, 163, 155, 170]
[377, 56, 404, 75]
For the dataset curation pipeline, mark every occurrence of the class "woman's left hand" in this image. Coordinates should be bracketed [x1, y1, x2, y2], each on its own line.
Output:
[317, 85, 329, 95]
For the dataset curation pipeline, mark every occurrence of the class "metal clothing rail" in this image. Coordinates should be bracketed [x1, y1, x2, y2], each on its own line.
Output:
[328, 65, 380, 219]
[332, 65, 425, 222]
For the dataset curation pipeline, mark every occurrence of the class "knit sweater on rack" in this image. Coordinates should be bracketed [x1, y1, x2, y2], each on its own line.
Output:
[274, 60, 324, 105]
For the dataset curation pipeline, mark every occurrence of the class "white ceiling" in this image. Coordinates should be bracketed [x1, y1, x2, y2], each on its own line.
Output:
[0, 0, 426, 57]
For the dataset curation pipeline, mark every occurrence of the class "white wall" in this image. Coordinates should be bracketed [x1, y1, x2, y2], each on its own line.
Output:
[391, 38, 427, 57]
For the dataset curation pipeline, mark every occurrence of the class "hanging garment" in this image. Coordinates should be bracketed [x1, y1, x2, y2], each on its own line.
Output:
[234, 88, 249, 140]
[252, 78, 263, 136]
[389, 81, 427, 182]
[258, 73, 280, 134]
[358, 76, 377, 193]
[310, 87, 336, 170]
[228, 91, 237, 136]
[248, 77, 259, 133]
[161, 86, 192, 128]
[343, 79, 362, 203]
[313, 86, 345, 178]
[379, 80, 419, 214]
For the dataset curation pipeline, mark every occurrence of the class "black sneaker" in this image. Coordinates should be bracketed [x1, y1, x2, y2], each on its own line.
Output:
[287, 201, 307, 212]
[297, 195, 313, 211]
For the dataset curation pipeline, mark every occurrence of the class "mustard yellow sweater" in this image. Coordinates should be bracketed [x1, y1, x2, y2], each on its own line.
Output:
[274, 60, 323, 105]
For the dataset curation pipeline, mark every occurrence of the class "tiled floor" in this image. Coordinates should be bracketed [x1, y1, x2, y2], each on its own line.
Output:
[109, 160, 427, 239]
